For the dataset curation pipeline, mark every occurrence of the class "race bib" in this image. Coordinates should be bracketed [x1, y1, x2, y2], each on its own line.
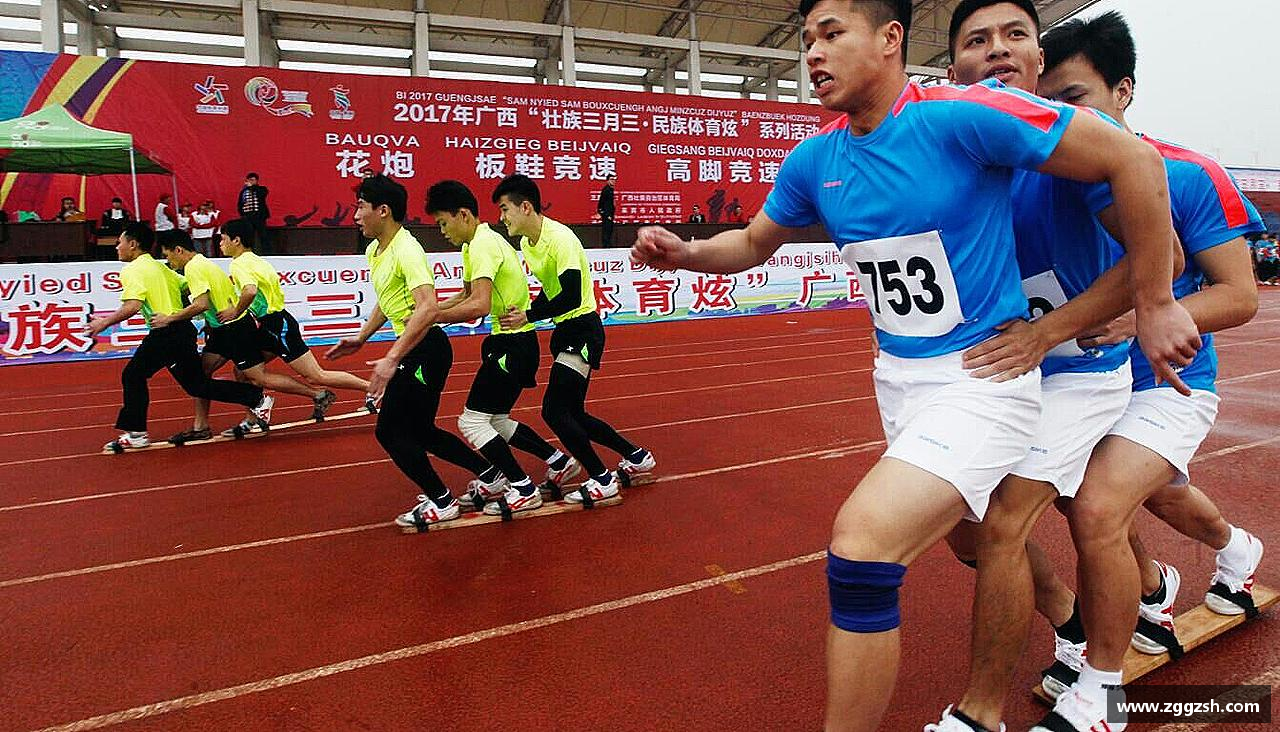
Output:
[1020, 270, 1085, 359]
[840, 230, 963, 337]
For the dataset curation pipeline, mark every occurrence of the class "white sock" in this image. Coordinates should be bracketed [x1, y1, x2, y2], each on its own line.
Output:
[1077, 661, 1122, 707]
[1217, 525, 1251, 568]
[546, 449, 566, 466]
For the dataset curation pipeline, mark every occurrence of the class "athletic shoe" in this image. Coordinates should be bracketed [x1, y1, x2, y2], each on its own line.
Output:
[565, 473, 620, 503]
[546, 456, 582, 485]
[1031, 687, 1126, 732]
[618, 448, 656, 476]
[221, 419, 262, 437]
[457, 474, 509, 510]
[312, 390, 337, 420]
[168, 427, 212, 444]
[482, 484, 543, 516]
[1206, 531, 1264, 615]
[1041, 634, 1086, 701]
[104, 431, 150, 450]
[1131, 561, 1181, 655]
[394, 496, 460, 529]
[252, 394, 275, 428]
[924, 705, 1005, 731]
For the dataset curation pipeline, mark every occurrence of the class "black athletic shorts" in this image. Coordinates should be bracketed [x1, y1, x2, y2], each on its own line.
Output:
[466, 330, 540, 414]
[202, 316, 265, 370]
[549, 311, 605, 370]
[256, 309, 309, 362]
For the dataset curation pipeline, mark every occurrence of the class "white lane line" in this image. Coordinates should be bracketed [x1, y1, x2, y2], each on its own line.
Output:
[28, 550, 827, 732]
[0, 438, 882, 589]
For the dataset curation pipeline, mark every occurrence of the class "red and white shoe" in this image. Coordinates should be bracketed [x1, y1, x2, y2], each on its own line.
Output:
[395, 496, 460, 529]
[566, 474, 620, 503]
[546, 456, 582, 485]
[1031, 687, 1125, 732]
[482, 485, 543, 516]
[1206, 531, 1264, 616]
[104, 431, 150, 451]
[1131, 561, 1181, 654]
[618, 448, 656, 477]
[457, 474, 509, 510]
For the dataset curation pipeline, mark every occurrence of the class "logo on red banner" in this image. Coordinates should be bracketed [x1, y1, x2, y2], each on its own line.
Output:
[245, 76, 312, 118]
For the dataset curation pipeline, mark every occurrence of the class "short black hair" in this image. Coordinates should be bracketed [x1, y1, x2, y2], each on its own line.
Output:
[1041, 10, 1136, 88]
[157, 228, 193, 252]
[121, 222, 153, 250]
[426, 180, 479, 217]
[111, 197, 123, 203]
[61, 196, 74, 204]
[357, 174, 408, 222]
[947, 0, 1040, 57]
[246, 172, 259, 179]
[222, 218, 256, 248]
[491, 174, 543, 214]
[799, 1, 912, 60]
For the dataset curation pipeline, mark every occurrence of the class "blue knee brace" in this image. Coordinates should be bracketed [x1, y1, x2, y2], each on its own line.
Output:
[827, 551, 906, 633]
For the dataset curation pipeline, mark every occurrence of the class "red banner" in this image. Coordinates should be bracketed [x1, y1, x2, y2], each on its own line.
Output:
[1, 51, 834, 228]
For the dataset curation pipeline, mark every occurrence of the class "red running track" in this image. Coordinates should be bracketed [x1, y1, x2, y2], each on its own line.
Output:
[1, 298, 1278, 732]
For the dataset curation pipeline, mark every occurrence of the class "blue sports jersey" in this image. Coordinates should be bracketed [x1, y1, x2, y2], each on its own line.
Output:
[764, 80, 1075, 358]
[1128, 135, 1263, 393]
[1011, 170, 1130, 377]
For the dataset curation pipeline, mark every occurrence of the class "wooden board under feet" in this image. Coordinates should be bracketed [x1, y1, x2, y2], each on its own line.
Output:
[1033, 584, 1278, 704]
[101, 407, 374, 455]
[403, 494, 623, 533]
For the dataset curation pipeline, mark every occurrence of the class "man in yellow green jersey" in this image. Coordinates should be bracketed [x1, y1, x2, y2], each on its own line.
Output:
[427, 180, 582, 516]
[205, 218, 371, 437]
[492, 174, 655, 503]
[325, 174, 503, 529]
[155, 230, 324, 441]
[84, 223, 267, 451]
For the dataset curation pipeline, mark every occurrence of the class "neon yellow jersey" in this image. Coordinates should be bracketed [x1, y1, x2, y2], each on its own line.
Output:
[230, 250, 285, 317]
[183, 253, 247, 329]
[119, 253, 186, 328]
[463, 223, 534, 335]
[519, 217, 595, 323]
[368, 226, 435, 337]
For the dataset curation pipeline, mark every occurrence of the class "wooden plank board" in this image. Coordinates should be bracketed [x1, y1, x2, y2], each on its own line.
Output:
[402, 493, 623, 533]
[1034, 584, 1278, 704]
[102, 406, 375, 454]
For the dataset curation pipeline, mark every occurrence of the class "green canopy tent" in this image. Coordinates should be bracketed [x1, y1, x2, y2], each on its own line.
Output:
[0, 105, 174, 217]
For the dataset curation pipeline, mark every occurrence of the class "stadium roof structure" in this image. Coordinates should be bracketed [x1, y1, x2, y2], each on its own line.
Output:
[8, 0, 1100, 101]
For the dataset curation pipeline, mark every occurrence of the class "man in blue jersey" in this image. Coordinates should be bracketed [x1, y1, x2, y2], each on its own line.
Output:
[1018, 14, 1264, 732]
[630, 2, 1197, 730]
[927, 3, 1140, 730]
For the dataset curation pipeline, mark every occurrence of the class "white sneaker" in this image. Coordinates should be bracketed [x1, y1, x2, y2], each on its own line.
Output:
[618, 448, 656, 476]
[1031, 687, 1125, 732]
[546, 457, 582, 485]
[252, 394, 275, 428]
[457, 474, 509, 510]
[104, 431, 150, 450]
[924, 705, 1005, 732]
[1206, 531, 1264, 616]
[221, 418, 262, 437]
[1132, 561, 1181, 654]
[394, 496, 460, 529]
[565, 474, 620, 503]
[1042, 634, 1087, 700]
[482, 485, 543, 516]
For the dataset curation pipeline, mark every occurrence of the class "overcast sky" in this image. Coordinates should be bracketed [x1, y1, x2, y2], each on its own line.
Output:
[1086, 0, 1278, 167]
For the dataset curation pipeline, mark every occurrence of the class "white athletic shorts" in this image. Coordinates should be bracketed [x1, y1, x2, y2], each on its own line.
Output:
[1107, 387, 1219, 486]
[1010, 364, 1132, 498]
[874, 350, 1041, 522]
